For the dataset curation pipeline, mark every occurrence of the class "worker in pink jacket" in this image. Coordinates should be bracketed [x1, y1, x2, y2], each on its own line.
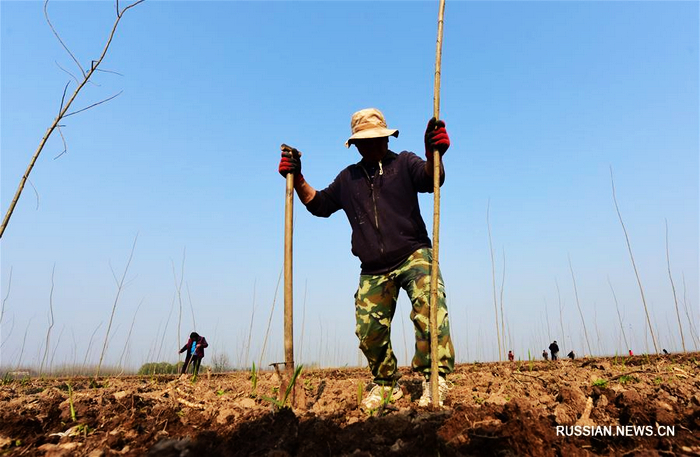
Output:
[179, 331, 208, 375]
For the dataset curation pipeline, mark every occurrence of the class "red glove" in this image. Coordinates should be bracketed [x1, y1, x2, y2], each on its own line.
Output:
[424, 117, 450, 161]
[278, 147, 304, 185]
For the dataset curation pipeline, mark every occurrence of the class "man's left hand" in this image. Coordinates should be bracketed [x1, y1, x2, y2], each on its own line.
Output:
[424, 117, 450, 161]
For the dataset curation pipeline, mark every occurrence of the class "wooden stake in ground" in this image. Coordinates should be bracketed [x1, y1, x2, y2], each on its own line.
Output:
[429, 0, 446, 410]
[281, 144, 299, 380]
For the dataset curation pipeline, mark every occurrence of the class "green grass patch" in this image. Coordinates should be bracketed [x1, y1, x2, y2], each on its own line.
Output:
[261, 364, 303, 410]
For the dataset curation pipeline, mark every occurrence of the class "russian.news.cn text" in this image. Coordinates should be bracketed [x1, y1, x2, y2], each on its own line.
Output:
[556, 425, 675, 437]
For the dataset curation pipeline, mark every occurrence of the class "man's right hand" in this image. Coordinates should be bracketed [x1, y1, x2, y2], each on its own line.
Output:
[278, 150, 302, 177]
[278, 144, 315, 202]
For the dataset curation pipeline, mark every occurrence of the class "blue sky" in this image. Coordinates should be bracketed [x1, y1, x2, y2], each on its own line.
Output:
[1, 1, 698, 371]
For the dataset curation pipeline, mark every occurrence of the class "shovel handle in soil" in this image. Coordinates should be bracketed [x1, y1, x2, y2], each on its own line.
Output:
[280, 143, 301, 379]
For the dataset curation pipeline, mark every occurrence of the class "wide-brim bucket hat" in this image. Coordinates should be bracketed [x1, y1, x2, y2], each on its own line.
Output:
[345, 108, 399, 147]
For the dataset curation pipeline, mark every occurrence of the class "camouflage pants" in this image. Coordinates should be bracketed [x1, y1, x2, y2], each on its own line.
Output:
[355, 248, 455, 384]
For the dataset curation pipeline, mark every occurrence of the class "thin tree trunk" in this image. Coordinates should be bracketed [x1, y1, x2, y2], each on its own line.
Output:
[40, 265, 56, 375]
[487, 200, 502, 361]
[499, 249, 507, 357]
[244, 280, 257, 368]
[681, 275, 700, 350]
[0, 0, 144, 239]
[259, 268, 283, 369]
[96, 234, 137, 377]
[556, 278, 565, 350]
[82, 322, 103, 373]
[118, 298, 144, 372]
[568, 256, 592, 356]
[172, 248, 185, 365]
[544, 298, 552, 342]
[665, 220, 686, 352]
[186, 282, 197, 331]
[610, 167, 658, 353]
[299, 280, 307, 366]
[608, 277, 630, 354]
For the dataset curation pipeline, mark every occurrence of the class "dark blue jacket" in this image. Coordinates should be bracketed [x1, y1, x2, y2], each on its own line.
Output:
[305, 150, 444, 274]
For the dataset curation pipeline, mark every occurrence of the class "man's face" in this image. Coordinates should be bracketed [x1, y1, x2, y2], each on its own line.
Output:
[353, 137, 389, 162]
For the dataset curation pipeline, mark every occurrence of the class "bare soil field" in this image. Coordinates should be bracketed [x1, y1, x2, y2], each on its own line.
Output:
[1, 353, 699, 456]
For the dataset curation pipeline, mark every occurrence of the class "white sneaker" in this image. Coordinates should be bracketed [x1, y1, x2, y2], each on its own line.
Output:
[361, 384, 403, 410]
[418, 377, 452, 407]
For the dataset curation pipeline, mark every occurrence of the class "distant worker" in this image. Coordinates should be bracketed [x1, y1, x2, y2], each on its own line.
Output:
[542, 350, 549, 361]
[549, 340, 560, 361]
[628, 349, 633, 356]
[279, 108, 455, 410]
[508, 350, 514, 362]
[179, 331, 208, 375]
[567, 350, 575, 360]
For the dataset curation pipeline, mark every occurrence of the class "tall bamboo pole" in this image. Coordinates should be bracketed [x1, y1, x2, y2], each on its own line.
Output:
[429, 0, 446, 409]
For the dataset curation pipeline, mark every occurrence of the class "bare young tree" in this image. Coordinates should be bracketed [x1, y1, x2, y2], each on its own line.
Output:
[172, 249, 186, 362]
[486, 200, 502, 361]
[16, 317, 35, 371]
[0, 0, 144, 239]
[244, 280, 257, 368]
[665, 220, 686, 352]
[608, 277, 630, 353]
[499, 249, 507, 358]
[186, 282, 197, 332]
[96, 234, 138, 377]
[1, 267, 14, 350]
[610, 167, 659, 353]
[1, 267, 11, 327]
[555, 278, 566, 350]
[117, 297, 144, 372]
[40, 265, 57, 375]
[82, 322, 103, 373]
[543, 297, 552, 343]
[681, 275, 700, 350]
[259, 268, 283, 369]
[568, 255, 592, 356]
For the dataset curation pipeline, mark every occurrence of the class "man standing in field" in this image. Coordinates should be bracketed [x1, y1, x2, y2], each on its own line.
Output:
[549, 340, 560, 361]
[278, 108, 455, 409]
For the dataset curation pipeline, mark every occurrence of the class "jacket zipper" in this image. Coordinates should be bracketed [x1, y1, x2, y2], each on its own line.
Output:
[360, 163, 385, 258]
